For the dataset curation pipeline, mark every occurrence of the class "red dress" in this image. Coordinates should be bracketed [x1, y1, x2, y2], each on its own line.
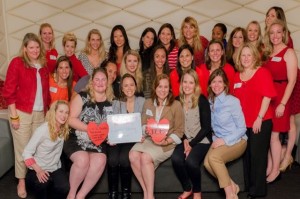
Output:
[45, 49, 58, 74]
[263, 47, 291, 132]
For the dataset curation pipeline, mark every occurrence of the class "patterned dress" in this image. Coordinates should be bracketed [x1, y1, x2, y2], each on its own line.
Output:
[63, 92, 113, 156]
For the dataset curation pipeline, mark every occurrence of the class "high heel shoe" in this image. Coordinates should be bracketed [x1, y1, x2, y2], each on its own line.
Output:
[177, 190, 192, 199]
[279, 156, 294, 172]
[266, 172, 281, 184]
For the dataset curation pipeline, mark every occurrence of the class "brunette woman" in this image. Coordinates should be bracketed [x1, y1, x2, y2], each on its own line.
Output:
[49, 56, 75, 104]
[139, 27, 158, 72]
[107, 74, 145, 199]
[108, 25, 131, 75]
[129, 74, 184, 199]
[198, 40, 235, 97]
[157, 23, 178, 71]
[143, 44, 170, 98]
[212, 23, 228, 49]
[204, 69, 247, 199]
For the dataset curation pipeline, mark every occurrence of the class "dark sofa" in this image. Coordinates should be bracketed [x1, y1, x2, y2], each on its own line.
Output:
[91, 156, 245, 193]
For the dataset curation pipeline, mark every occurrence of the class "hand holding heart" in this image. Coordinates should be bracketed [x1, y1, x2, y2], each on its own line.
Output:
[87, 122, 109, 146]
[146, 118, 169, 144]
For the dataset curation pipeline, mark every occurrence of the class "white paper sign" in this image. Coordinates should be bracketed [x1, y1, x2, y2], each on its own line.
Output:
[107, 113, 142, 144]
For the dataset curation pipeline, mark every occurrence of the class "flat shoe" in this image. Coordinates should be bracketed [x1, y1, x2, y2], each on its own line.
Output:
[178, 190, 193, 199]
[17, 184, 27, 198]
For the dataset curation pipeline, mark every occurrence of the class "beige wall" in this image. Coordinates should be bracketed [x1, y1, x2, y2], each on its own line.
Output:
[1, 0, 300, 79]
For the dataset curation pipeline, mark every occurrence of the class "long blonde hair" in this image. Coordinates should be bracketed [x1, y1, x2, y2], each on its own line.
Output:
[45, 100, 69, 141]
[86, 67, 114, 102]
[82, 29, 106, 60]
[263, 19, 288, 60]
[19, 33, 46, 67]
[120, 49, 143, 93]
[179, 69, 201, 109]
[178, 16, 203, 53]
[39, 23, 55, 50]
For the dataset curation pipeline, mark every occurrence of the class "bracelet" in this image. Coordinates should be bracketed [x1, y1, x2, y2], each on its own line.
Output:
[10, 115, 20, 121]
[258, 115, 263, 119]
[280, 103, 286, 106]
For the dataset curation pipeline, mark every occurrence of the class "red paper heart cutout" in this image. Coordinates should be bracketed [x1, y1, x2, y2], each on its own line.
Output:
[87, 122, 109, 146]
[146, 118, 169, 144]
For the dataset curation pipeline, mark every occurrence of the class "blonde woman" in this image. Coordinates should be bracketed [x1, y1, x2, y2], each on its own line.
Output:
[79, 29, 106, 75]
[3, 33, 50, 198]
[39, 23, 58, 73]
[178, 16, 209, 66]
[23, 100, 70, 199]
[246, 21, 263, 55]
[120, 49, 144, 96]
[64, 67, 114, 199]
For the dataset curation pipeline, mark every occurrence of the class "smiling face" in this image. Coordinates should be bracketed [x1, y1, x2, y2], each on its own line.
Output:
[212, 26, 225, 41]
[113, 29, 125, 48]
[154, 48, 167, 71]
[247, 23, 260, 42]
[265, 9, 277, 28]
[57, 61, 71, 82]
[182, 73, 196, 96]
[125, 54, 138, 75]
[89, 33, 101, 51]
[210, 75, 225, 96]
[159, 27, 172, 46]
[156, 78, 169, 103]
[40, 27, 53, 46]
[183, 23, 196, 40]
[240, 47, 254, 69]
[143, 31, 155, 49]
[179, 49, 193, 70]
[24, 40, 41, 62]
[55, 103, 69, 127]
[232, 31, 244, 48]
[92, 71, 108, 94]
[64, 40, 76, 57]
[208, 43, 223, 64]
[122, 77, 136, 98]
[269, 23, 284, 46]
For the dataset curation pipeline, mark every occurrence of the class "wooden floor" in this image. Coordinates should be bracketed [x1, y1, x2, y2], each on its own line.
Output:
[1, 164, 300, 199]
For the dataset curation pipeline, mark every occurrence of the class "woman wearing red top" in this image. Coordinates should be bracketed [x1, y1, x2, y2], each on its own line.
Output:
[198, 40, 235, 97]
[170, 44, 202, 97]
[3, 33, 50, 198]
[178, 16, 208, 67]
[265, 6, 300, 172]
[62, 32, 88, 82]
[233, 43, 276, 198]
[39, 23, 58, 74]
[263, 20, 298, 183]
[157, 23, 178, 71]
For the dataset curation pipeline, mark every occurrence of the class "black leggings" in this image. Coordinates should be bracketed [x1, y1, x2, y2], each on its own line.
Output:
[26, 168, 69, 199]
[171, 143, 210, 193]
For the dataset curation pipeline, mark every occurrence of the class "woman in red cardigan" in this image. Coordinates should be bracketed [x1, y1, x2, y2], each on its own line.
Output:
[3, 33, 50, 198]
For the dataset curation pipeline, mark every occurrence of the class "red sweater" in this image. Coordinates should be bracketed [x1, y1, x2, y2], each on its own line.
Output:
[3, 57, 50, 113]
[233, 67, 277, 127]
[45, 48, 58, 74]
[198, 63, 235, 97]
[170, 67, 203, 97]
[68, 54, 88, 82]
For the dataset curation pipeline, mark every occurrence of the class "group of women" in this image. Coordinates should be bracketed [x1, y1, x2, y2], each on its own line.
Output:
[2, 5, 299, 199]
